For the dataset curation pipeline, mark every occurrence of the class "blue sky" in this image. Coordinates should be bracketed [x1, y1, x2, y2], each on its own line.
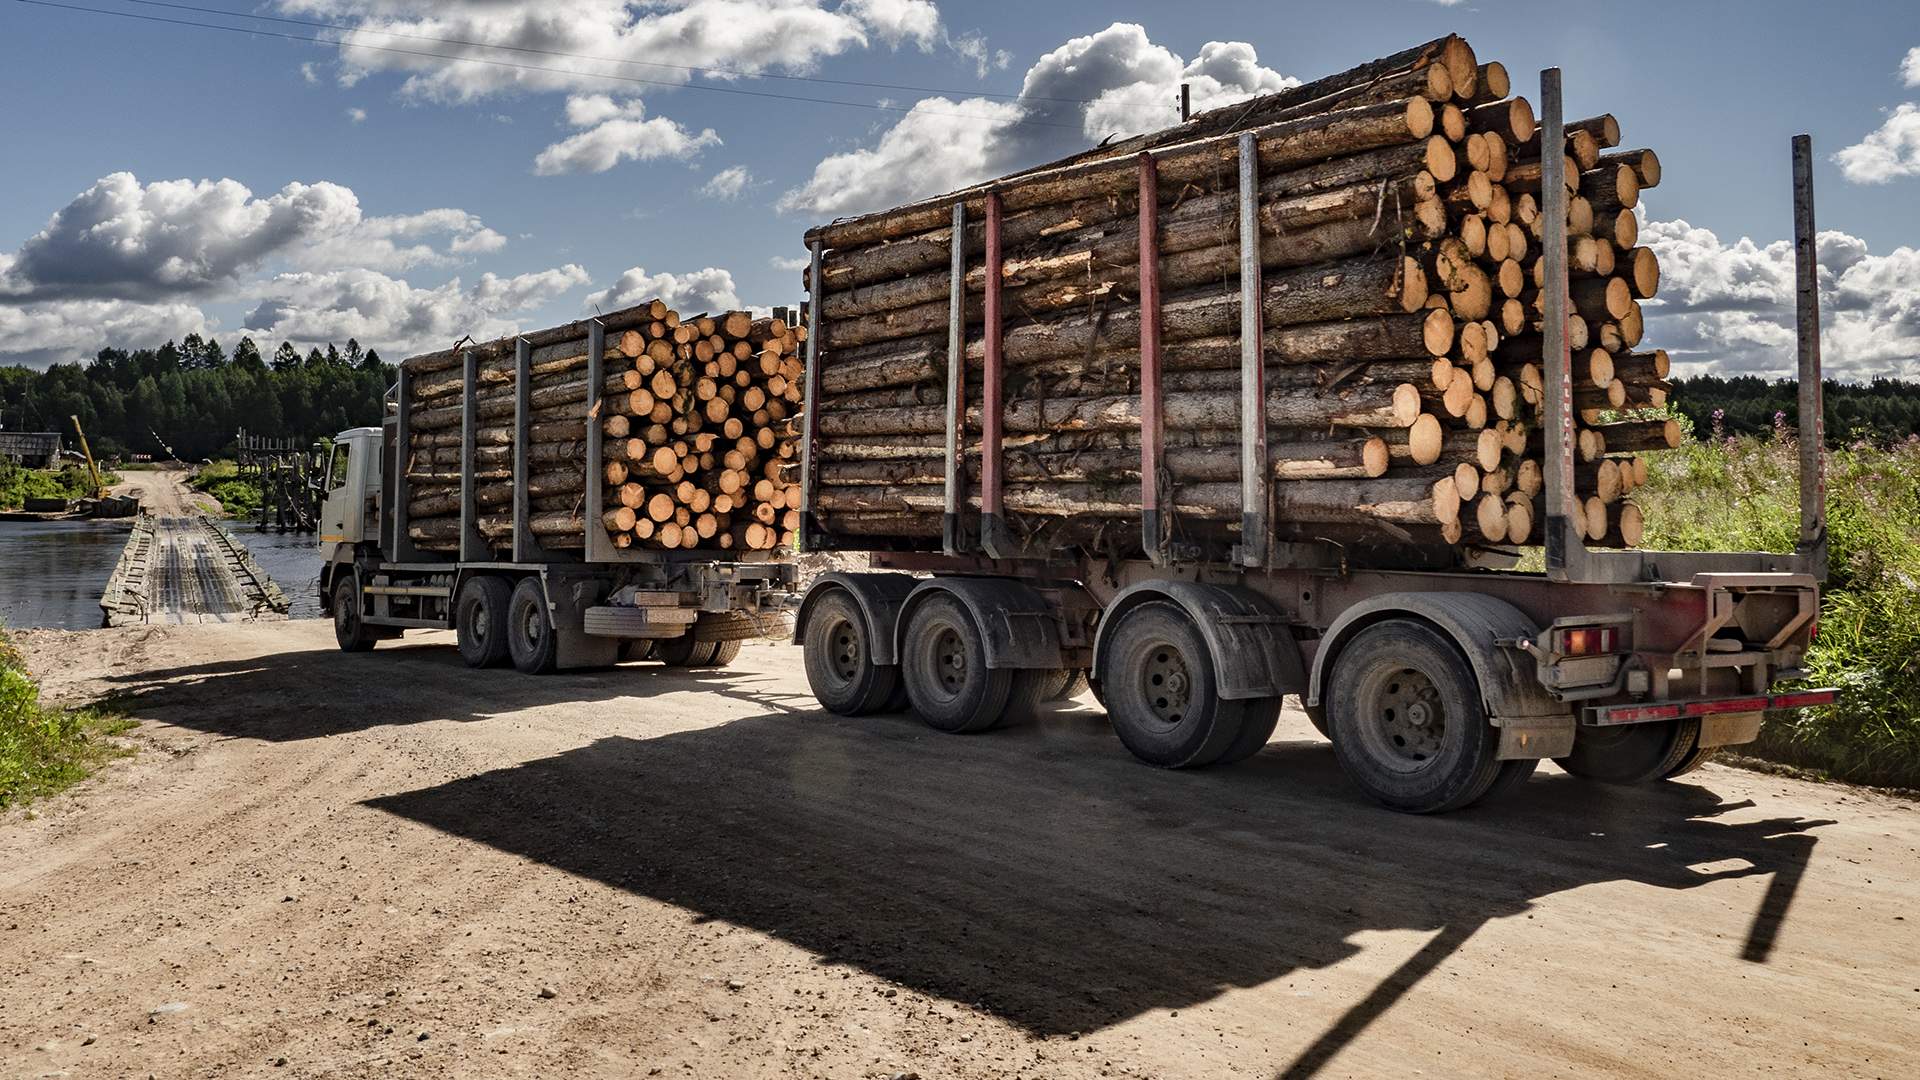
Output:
[2, 0, 1918, 379]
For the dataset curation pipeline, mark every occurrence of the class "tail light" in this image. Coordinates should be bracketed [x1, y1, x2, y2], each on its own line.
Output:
[1557, 626, 1619, 656]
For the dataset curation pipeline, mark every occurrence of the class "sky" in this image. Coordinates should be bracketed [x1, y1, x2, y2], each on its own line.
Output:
[1, 0, 1918, 382]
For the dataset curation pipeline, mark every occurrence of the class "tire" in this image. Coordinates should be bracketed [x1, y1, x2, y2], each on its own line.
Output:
[1481, 757, 1541, 803]
[1326, 620, 1503, 814]
[1303, 701, 1331, 740]
[1099, 601, 1251, 768]
[506, 577, 558, 675]
[1040, 669, 1091, 703]
[802, 588, 899, 715]
[455, 576, 513, 668]
[1214, 696, 1284, 765]
[333, 576, 377, 653]
[621, 640, 657, 662]
[997, 669, 1052, 729]
[1664, 742, 1719, 779]
[901, 594, 1013, 734]
[1556, 718, 1700, 785]
[702, 639, 743, 668]
[654, 635, 717, 667]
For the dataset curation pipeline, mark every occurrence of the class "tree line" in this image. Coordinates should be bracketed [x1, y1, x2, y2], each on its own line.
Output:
[1669, 375, 1920, 444]
[0, 334, 393, 462]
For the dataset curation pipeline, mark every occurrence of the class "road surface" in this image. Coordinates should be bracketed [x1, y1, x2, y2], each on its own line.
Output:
[2, 622, 1915, 1078]
[99, 470, 286, 625]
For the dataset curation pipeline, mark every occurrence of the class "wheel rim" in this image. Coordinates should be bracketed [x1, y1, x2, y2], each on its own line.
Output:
[932, 624, 968, 699]
[469, 601, 487, 643]
[823, 614, 860, 686]
[1137, 639, 1193, 732]
[336, 586, 356, 634]
[1355, 665, 1446, 773]
[520, 604, 544, 648]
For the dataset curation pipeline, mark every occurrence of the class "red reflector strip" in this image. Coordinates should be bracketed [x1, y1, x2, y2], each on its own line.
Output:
[1684, 696, 1770, 717]
[1769, 689, 1838, 709]
[1598, 703, 1682, 724]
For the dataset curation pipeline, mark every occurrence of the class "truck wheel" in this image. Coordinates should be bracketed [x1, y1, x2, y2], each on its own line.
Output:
[1099, 601, 1250, 768]
[1556, 718, 1700, 785]
[621, 640, 656, 662]
[1664, 742, 1719, 778]
[802, 588, 899, 715]
[506, 577, 558, 675]
[901, 593, 1012, 734]
[1039, 669, 1090, 703]
[332, 576, 377, 653]
[1214, 696, 1285, 764]
[654, 635, 717, 667]
[1304, 702, 1331, 739]
[702, 640, 743, 668]
[455, 576, 513, 668]
[1326, 620, 1502, 813]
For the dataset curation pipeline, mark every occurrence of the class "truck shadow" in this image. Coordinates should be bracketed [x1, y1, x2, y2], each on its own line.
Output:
[95, 641, 811, 741]
[361, 705, 1830, 1067]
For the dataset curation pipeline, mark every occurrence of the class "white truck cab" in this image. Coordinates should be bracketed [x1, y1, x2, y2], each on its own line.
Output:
[319, 427, 383, 547]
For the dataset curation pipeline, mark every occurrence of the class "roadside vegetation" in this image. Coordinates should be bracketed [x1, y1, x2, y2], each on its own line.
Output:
[0, 459, 110, 511]
[0, 631, 133, 812]
[1636, 411, 1920, 788]
[190, 460, 263, 518]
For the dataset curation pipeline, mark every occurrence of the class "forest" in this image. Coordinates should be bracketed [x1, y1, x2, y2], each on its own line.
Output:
[0, 334, 393, 461]
[1669, 374, 1920, 443]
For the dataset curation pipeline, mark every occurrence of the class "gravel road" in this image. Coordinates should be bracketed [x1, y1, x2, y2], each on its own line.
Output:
[3, 622, 1915, 1078]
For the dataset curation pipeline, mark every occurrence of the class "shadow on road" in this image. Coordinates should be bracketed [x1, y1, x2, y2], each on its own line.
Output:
[361, 703, 1831, 1071]
[97, 640, 808, 741]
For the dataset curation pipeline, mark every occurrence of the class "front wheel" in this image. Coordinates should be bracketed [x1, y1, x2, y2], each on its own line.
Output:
[1326, 620, 1503, 813]
[333, 576, 377, 653]
[506, 577, 558, 675]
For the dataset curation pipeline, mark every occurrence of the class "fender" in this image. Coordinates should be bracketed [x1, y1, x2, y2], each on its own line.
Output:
[1308, 591, 1567, 728]
[792, 572, 917, 667]
[895, 577, 1066, 671]
[1092, 580, 1305, 700]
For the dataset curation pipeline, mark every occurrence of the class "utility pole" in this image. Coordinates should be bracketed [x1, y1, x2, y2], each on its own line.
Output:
[1179, 82, 1192, 121]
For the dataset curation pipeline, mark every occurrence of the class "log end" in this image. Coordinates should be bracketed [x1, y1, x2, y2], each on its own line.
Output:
[1479, 61, 1510, 102]
[1400, 255, 1431, 312]
[1509, 96, 1537, 145]
[1362, 436, 1390, 477]
[1409, 413, 1444, 465]
[1406, 95, 1436, 140]
[1441, 37, 1479, 98]
[1475, 492, 1508, 542]
[1392, 382, 1425, 428]
[1425, 135, 1459, 184]
[1619, 501, 1645, 547]
[1421, 307, 1456, 357]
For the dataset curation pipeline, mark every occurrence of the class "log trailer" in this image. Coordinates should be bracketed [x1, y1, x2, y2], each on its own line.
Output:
[790, 70, 1839, 813]
[316, 316, 793, 674]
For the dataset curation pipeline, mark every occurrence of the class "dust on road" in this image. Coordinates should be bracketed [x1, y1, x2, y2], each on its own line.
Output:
[3, 621, 1915, 1079]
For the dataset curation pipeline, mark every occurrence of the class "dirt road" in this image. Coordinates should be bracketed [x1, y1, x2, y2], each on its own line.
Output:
[3, 623, 1915, 1079]
[111, 467, 216, 517]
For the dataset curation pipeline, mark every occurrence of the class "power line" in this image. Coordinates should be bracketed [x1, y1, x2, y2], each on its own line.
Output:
[14, 0, 1128, 130]
[115, 0, 1102, 106]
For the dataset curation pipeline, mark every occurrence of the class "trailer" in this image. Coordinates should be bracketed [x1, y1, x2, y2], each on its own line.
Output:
[790, 71, 1838, 812]
[317, 317, 793, 673]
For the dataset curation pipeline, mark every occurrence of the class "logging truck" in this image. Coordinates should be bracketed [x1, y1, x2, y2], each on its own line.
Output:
[789, 48, 1838, 813]
[316, 307, 797, 673]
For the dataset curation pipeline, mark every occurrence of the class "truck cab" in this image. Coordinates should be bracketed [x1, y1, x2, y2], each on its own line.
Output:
[319, 426, 383, 550]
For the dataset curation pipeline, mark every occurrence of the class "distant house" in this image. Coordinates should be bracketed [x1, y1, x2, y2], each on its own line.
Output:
[0, 431, 62, 468]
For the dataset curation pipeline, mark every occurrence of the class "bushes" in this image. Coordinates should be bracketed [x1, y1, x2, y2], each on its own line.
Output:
[190, 460, 262, 517]
[0, 633, 132, 811]
[0, 460, 101, 510]
[1637, 429, 1920, 787]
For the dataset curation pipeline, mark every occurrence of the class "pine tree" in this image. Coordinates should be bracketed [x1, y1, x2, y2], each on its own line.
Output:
[272, 342, 301, 371]
[233, 337, 266, 372]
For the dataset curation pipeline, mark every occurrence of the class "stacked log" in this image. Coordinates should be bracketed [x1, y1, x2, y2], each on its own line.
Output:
[398, 299, 803, 554]
[799, 33, 1674, 555]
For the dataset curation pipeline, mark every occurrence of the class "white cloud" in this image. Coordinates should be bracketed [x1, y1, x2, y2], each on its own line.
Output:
[769, 255, 811, 272]
[586, 266, 742, 314]
[300, 62, 319, 84]
[700, 165, 752, 200]
[842, 0, 941, 50]
[779, 23, 1295, 218]
[241, 265, 590, 356]
[0, 298, 208, 370]
[533, 95, 720, 175]
[1834, 102, 1920, 184]
[346, 106, 368, 123]
[1903, 46, 1920, 87]
[948, 31, 1011, 79]
[1642, 218, 1920, 380]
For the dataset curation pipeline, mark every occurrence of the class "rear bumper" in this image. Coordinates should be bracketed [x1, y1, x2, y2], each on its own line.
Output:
[1583, 688, 1838, 727]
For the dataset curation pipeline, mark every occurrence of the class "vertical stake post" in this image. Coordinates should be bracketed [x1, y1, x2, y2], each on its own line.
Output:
[512, 336, 549, 563]
[799, 241, 826, 551]
[1180, 83, 1192, 122]
[1791, 134, 1828, 582]
[459, 348, 486, 561]
[584, 319, 608, 561]
[1237, 132, 1268, 568]
[391, 366, 417, 561]
[1138, 153, 1168, 565]
[1538, 68, 1579, 581]
[943, 202, 968, 556]
[979, 191, 1010, 557]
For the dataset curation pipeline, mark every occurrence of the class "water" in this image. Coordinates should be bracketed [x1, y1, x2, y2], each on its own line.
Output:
[226, 526, 326, 619]
[0, 520, 134, 629]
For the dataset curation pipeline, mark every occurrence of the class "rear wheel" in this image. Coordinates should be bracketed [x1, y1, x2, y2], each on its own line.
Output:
[621, 640, 657, 662]
[455, 576, 512, 668]
[1214, 696, 1285, 765]
[802, 588, 899, 715]
[901, 594, 1012, 733]
[1556, 718, 1700, 785]
[1664, 742, 1719, 778]
[654, 635, 717, 667]
[1099, 602, 1250, 768]
[1326, 620, 1502, 813]
[332, 576, 377, 653]
[506, 577, 558, 675]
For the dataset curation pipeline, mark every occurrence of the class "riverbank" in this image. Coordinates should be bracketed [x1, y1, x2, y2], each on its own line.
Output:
[0, 630, 130, 811]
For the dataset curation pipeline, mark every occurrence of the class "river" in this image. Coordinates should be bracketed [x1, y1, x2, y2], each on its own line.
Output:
[0, 518, 326, 630]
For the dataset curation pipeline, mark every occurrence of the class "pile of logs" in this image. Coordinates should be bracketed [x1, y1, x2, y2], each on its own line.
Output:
[398, 299, 804, 554]
[799, 34, 1676, 555]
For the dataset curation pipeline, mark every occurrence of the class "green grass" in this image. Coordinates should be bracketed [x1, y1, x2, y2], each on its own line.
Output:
[0, 460, 104, 510]
[0, 632, 134, 812]
[1635, 424, 1920, 787]
[189, 460, 263, 517]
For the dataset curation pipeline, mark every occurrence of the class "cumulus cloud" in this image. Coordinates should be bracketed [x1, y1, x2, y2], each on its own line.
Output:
[778, 23, 1295, 217]
[533, 94, 720, 175]
[841, 0, 941, 50]
[0, 299, 209, 370]
[769, 254, 811, 272]
[1834, 102, 1920, 184]
[240, 264, 589, 356]
[1903, 45, 1920, 87]
[1642, 218, 1920, 380]
[585, 266, 742, 314]
[700, 165, 752, 200]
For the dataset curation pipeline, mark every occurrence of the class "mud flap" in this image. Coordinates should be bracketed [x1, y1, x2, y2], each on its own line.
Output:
[1495, 716, 1575, 760]
[1698, 711, 1764, 748]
